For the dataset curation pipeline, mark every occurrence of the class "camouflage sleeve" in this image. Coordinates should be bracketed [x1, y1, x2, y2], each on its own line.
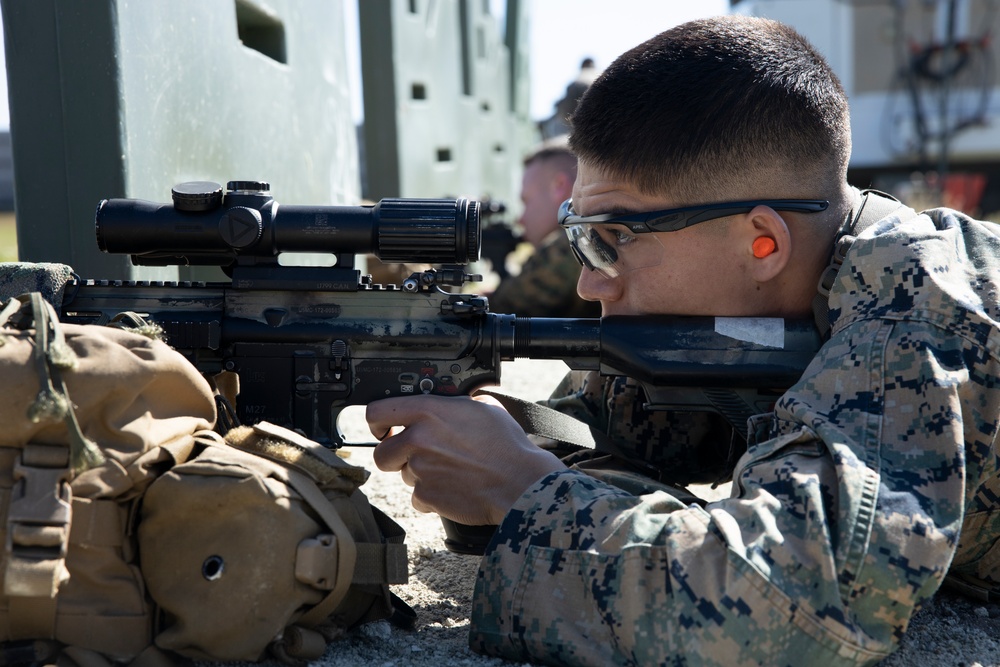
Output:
[538, 369, 609, 429]
[470, 314, 982, 666]
[540, 370, 738, 485]
[488, 234, 600, 318]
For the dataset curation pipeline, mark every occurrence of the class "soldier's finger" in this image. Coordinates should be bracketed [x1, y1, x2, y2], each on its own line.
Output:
[399, 461, 418, 487]
[372, 430, 413, 473]
[366, 394, 455, 434]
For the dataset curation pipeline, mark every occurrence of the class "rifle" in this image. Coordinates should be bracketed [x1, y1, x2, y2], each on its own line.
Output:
[59, 180, 822, 447]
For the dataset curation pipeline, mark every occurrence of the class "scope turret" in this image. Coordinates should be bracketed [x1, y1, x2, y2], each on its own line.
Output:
[95, 180, 481, 267]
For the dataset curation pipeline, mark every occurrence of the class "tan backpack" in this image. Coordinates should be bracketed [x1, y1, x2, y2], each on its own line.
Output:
[0, 292, 409, 665]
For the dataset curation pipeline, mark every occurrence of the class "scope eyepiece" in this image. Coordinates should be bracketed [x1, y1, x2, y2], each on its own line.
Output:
[95, 180, 482, 267]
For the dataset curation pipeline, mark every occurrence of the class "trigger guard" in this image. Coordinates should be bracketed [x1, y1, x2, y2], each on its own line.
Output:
[331, 405, 381, 447]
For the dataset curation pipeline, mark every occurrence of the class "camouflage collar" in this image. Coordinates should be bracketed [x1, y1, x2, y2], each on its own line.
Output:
[811, 189, 911, 337]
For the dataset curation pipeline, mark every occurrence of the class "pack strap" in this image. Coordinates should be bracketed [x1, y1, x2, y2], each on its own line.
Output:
[248, 422, 410, 586]
[353, 505, 408, 586]
[0, 293, 89, 640]
[811, 190, 916, 338]
[4, 443, 72, 640]
[943, 571, 1000, 603]
[0, 293, 105, 472]
[288, 472, 410, 627]
[283, 467, 358, 628]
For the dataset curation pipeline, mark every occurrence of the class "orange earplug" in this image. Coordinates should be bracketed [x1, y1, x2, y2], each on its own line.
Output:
[752, 237, 776, 258]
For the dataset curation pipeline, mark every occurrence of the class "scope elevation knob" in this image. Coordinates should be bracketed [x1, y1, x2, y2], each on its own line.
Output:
[227, 180, 270, 193]
[172, 181, 223, 212]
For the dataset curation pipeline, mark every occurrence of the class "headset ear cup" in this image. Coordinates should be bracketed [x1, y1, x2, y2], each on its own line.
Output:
[752, 237, 776, 258]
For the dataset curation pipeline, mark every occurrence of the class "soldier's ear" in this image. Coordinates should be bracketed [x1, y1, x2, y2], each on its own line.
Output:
[741, 205, 791, 283]
[551, 171, 575, 200]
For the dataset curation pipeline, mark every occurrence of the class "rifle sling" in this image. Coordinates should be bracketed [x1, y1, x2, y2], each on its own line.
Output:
[812, 190, 915, 338]
[476, 388, 665, 479]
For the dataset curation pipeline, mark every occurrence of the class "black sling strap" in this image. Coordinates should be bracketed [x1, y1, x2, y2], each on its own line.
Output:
[811, 189, 916, 338]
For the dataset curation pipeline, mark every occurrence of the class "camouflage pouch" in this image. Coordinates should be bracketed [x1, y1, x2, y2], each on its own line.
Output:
[138, 421, 409, 663]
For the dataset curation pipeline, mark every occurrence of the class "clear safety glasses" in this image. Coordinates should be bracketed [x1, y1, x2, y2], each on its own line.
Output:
[558, 198, 829, 278]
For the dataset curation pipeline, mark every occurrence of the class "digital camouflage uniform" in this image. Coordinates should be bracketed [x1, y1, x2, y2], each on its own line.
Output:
[541, 372, 738, 487]
[470, 203, 1000, 666]
[488, 230, 602, 319]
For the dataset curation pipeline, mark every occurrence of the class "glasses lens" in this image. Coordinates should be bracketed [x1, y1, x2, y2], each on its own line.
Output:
[564, 223, 664, 278]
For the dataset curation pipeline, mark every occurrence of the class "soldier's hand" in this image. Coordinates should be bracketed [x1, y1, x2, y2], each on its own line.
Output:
[367, 394, 566, 526]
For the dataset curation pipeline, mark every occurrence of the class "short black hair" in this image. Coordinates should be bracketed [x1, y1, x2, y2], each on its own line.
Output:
[523, 139, 577, 176]
[569, 16, 851, 201]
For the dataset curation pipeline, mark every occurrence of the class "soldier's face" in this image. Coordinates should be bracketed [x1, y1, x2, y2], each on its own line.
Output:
[519, 161, 568, 247]
[571, 160, 752, 317]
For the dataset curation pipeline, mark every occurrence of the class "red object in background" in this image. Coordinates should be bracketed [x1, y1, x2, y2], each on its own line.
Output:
[942, 172, 987, 215]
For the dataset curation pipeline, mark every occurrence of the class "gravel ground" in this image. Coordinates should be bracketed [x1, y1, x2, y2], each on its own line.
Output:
[311, 358, 1000, 667]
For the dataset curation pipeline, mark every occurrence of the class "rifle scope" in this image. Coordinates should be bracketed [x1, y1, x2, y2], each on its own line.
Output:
[95, 180, 481, 267]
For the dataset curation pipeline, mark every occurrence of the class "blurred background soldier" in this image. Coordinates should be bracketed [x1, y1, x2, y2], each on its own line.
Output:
[487, 139, 601, 318]
[539, 57, 599, 140]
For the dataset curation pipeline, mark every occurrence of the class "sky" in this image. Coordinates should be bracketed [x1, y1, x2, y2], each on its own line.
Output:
[0, 0, 732, 129]
[520, 0, 731, 120]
